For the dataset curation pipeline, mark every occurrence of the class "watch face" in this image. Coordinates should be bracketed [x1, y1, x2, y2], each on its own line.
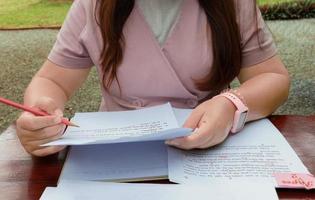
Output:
[236, 111, 248, 130]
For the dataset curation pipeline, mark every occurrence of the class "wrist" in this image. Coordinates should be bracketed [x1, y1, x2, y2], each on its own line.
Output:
[214, 90, 249, 133]
[215, 95, 237, 114]
[212, 96, 237, 129]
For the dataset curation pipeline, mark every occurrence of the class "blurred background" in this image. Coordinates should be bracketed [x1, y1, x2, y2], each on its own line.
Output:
[0, 0, 314, 133]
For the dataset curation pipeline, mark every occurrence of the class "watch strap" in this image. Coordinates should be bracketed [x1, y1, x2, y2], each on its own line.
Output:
[217, 92, 249, 133]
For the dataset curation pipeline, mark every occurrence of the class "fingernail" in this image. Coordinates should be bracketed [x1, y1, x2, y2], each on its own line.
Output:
[193, 128, 199, 134]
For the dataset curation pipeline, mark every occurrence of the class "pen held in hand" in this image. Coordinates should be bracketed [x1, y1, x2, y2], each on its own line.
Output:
[0, 97, 79, 127]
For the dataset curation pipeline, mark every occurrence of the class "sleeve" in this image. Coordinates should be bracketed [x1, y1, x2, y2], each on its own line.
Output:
[237, 1, 277, 68]
[48, 0, 94, 68]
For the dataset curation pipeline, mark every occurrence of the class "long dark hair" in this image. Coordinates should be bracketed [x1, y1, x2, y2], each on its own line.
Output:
[96, 0, 251, 94]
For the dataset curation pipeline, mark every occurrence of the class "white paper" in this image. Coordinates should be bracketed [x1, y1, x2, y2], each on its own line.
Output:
[59, 141, 168, 182]
[172, 108, 192, 126]
[168, 110, 310, 187]
[44, 103, 192, 146]
[40, 180, 279, 200]
[40, 187, 60, 200]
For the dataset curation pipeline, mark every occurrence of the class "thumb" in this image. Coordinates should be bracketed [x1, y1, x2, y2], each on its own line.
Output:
[182, 108, 204, 129]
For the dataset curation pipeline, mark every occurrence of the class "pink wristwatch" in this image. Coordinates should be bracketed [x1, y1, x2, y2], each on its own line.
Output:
[217, 92, 249, 133]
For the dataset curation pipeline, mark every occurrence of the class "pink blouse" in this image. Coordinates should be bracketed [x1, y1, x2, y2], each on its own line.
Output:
[48, 0, 277, 111]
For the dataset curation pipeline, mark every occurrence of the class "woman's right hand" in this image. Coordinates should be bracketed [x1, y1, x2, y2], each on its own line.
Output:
[16, 97, 67, 157]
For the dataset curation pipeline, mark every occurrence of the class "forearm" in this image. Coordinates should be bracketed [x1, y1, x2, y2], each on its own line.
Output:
[24, 76, 68, 110]
[238, 72, 290, 121]
[24, 60, 91, 111]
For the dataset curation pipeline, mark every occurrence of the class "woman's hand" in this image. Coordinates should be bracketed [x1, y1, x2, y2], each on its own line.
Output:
[166, 96, 236, 150]
[16, 97, 67, 157]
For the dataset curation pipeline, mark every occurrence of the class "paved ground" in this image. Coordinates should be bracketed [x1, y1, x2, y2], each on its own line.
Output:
[267, 19, 315, 114]
[0, 19, 314, 133]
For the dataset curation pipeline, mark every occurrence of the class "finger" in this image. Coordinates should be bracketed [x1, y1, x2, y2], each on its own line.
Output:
[167, 114, 215, 150]
[27, 128, 65, 147]
[182, 108, 204, 129]
[35, 96, 60, 115]
[166, 107, 204, 149]
[166, 129, 211, 150]
[198, 129, 229, 149]
[21, 127, 65, 152]
[23, 131, 65, 154]
[17, 112, 62, 131]
[197, 121, 231, 149]
[21, 124, 66, 141]
[32, 146, 66, 157]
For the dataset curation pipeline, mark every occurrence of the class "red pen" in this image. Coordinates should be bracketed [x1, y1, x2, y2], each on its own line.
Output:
[0, 97, 79, 127]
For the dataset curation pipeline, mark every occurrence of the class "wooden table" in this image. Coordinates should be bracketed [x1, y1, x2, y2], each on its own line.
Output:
[0, 115, 315, 200]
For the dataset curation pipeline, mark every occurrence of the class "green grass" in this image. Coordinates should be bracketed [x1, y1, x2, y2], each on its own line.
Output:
[0, 0, 71, 29]
[259, 0, 315, 5]
[258, 0, 293, 5]
[0, 0, 300, 29]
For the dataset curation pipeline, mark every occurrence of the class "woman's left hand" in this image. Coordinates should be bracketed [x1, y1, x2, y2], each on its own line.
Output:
[166, 96, 237, 150]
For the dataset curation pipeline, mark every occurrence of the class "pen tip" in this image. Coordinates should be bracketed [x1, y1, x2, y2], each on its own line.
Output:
[69, 122, 80, 127]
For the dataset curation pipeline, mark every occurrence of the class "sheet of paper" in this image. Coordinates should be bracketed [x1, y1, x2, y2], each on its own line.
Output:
[172, 108, 192, 126]
[59, 141, 168, 182]
[40, 187, 60, 200]
[40, 180, 278, 200]
[168, 110, 310, 187]
[44, 103, 192, 146]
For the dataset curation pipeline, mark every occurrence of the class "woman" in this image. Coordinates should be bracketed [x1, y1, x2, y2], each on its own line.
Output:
[16, 0, 290, 156]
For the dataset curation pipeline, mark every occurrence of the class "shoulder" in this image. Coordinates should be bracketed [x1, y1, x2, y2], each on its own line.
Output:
[69, 0, 98, 22]
[61, 0, 100, 36]
[73, 0, 97, 10]
[233, 0, 257, 22]
[233, 0, 265, 40]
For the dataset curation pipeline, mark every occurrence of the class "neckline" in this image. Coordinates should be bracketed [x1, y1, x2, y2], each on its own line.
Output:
[135, 0, 186, 49]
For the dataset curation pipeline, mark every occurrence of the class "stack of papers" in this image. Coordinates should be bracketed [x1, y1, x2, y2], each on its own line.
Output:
[168, 110, 310, 186]
[41, 180, 279, 200]
[40, 103, 313, 199]
[44, 103, 191, 146]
